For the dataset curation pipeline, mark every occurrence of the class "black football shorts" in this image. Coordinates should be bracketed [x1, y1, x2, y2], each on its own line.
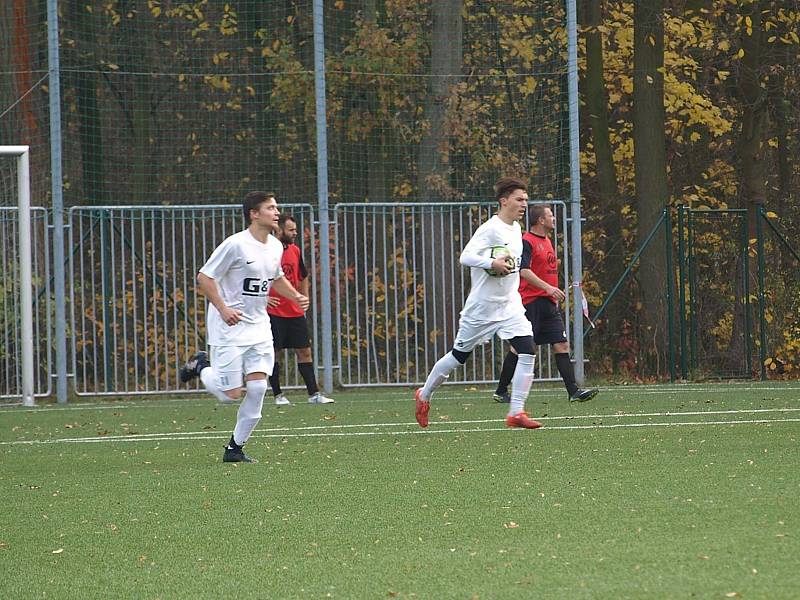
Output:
[269, 314, 311, 350]
[524, 297, 568, 345]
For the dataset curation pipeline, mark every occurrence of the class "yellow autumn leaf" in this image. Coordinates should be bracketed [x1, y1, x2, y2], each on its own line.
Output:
[737, 48, 745, 58]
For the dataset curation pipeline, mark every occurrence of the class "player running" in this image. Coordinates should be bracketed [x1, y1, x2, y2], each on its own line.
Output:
[414, 177, 542, 430]
[180, 191, 309, 463]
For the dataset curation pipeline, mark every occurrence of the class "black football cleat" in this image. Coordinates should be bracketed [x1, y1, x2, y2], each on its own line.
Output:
[570, 388, 599, 403]
[223, 446, 258, 463]
[492, 392, 511, 403]
[179, 351, 209, 383]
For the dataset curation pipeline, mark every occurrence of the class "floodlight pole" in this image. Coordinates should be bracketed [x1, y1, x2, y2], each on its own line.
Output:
[566, 0, 585, 384]
[47, 0, 68, 403]
[1, 147, 35, 407]
[313, 0, 334, 392]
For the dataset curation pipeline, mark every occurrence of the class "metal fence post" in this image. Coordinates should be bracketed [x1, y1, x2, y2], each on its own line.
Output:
[741, 210, 753, 376]
[687, 209, 697, 372]
[47, 0, 68, 403]
[313, 0, 333, 393]
[756, 206, 767, 381]
[566, 0, 585, 383]
[664, 207, 676, 381]
[677, 206, 688, 379]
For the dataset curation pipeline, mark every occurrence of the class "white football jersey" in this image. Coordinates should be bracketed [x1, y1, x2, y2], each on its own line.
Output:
[199, 229, 284, 347]
[459, 215, 525, 323]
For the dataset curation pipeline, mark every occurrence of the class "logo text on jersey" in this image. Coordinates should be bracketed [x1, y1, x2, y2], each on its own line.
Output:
[242, 277, 273, 296]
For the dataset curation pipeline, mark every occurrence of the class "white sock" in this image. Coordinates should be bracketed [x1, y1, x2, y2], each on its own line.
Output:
[233, 379, 268, 446]
[421, 352, 462, 401]
[509, 353, 536, 416]
[200, 367, 235, 403]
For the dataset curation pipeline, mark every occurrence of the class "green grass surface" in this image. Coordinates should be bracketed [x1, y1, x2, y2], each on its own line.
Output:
[1, 382, 799, 599]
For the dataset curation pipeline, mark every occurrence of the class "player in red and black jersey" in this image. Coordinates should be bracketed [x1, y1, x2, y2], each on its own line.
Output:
[493, 205, 598, 403]
[267, 214, 334, 405]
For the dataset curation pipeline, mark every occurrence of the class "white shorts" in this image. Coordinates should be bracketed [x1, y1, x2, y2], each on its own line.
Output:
[452, 314, 533, 353]
[209, 341, 274, 391]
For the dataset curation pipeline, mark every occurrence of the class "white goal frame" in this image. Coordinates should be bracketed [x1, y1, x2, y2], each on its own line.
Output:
[1, 146, 35, 406]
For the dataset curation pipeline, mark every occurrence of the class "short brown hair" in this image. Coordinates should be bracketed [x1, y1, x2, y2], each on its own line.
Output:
[494, 177, 527, 201]
[278, 214, 296, 228]
[243, 190, 275, 223]
[529, 204, 552, 227]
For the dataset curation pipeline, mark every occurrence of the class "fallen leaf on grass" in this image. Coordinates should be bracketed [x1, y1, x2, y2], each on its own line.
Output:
[503, 522, 519, 529]
[52, 548, 63, 554]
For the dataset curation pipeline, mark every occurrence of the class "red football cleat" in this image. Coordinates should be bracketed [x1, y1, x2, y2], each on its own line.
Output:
[415, 388, 430, 428]
[505, 411, 542, 429]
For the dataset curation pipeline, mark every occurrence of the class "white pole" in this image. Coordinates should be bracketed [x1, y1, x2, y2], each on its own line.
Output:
[4, 146, 36, 407]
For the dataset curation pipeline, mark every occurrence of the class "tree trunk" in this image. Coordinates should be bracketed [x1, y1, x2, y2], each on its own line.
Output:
[633, 0, 669, 374]
[735, 0, 767, 375]
[70, 0, 104, 204]
[737, 0, 767, 233]
[364, 1, 390, 203]
[416, 0, 462, 202]
[581, 0, 626, 368]
[12, 0, 38, 141]
[0, 2, 18, 145]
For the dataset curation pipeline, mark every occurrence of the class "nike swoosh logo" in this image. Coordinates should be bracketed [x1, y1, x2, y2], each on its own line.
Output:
[246, 260, 255, 264]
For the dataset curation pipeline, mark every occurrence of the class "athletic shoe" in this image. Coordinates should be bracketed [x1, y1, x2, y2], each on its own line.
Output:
[274, 394, 291, 406]
[415, 388, 430, 428]
[505, 412, 542, 429]
[308, 392, 335, 404]
[492, 392, 511, 403]
[179, 351, 209, 383]
[222, 446, 258, 463]
[570, 388, 599, 403]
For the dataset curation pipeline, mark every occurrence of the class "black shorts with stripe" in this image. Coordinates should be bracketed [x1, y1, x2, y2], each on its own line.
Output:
[269, 314, 311, 350]
[524, 297, 568, 345]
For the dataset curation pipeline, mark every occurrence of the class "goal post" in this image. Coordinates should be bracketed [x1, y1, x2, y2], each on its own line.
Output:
[1, 146, 35, 407]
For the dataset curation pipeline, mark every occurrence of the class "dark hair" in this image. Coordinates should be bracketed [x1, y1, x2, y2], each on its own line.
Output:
[243, 191, 275, 223]
[529, 204, 552, 227]
[494, 177, 527, 201]
[278, 214, 296, 228]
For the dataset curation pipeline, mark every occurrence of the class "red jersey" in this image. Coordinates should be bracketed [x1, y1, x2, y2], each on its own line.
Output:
[268, 243, 308, 318]
[519, 231, 559, 305]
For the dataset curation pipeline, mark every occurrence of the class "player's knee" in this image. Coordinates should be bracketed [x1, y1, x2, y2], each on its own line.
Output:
[554, 341, 570, 354]
[450, 348, 471, 364]
[509, 336, 535, 356]
[296, 347, 312, 362]
[246, 378, 269, 397]
[224, 388, 243, 401]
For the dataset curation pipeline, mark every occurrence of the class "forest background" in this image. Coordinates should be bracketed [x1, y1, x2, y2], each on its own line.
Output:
[0, 0, 798, 381]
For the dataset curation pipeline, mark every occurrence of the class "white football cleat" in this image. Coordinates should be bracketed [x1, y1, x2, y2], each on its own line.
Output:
[308, 392, 334, 404]
[274, 393, 291, 406]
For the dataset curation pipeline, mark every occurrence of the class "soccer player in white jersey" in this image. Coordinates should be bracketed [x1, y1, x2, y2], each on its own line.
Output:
[415, 177, 542, 430]
[180, 191, 309, 463]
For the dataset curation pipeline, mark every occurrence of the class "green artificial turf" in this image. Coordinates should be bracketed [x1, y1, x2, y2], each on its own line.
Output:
[1, 382, 798, 599]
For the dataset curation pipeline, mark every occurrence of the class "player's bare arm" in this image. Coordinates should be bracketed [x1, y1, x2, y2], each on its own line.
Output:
[271, 276, 310, 311]
[520, 268, 566, 301]
[197, 272, 243, 326]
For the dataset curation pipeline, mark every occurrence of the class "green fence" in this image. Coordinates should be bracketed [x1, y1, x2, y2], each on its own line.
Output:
[588, 205, 799, 381]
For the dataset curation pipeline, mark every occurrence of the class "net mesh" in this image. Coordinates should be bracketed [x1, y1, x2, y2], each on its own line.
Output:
[1, 1, 569, 208]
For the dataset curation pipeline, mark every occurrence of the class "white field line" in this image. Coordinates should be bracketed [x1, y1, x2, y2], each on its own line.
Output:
[1, 383, 799, 413]
[3, 412, 800, 446]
